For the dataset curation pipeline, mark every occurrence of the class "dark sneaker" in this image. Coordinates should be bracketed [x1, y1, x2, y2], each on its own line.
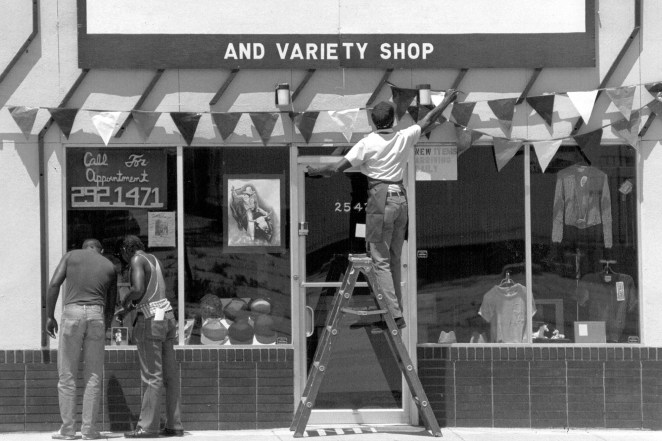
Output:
[159, 428, 185, 437]
[124, 427, 160, 438]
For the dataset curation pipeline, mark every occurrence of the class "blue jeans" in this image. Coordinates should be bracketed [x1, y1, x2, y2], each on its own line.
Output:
[57, 304, 105, 437]
[369, 194, 408, 319]
[133, 314, 182, 433]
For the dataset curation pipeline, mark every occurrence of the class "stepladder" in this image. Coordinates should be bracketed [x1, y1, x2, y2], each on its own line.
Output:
[290, 254, 442, 438]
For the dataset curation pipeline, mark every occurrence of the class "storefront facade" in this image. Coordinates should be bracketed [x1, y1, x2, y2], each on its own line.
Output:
[1, 0, 662, 432]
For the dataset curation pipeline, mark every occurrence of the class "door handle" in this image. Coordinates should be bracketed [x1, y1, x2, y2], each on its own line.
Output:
[305, 306, 314, 337]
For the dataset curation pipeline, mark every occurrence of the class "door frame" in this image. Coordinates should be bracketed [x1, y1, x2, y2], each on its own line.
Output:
[290, 148, 419, 426]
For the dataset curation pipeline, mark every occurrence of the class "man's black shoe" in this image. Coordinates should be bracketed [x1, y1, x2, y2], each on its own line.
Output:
[159, 428, 184, 437]
[124, 427, 159, 438]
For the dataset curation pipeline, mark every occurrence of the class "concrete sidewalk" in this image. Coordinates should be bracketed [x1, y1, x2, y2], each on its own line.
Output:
[0, 426, 660, 441]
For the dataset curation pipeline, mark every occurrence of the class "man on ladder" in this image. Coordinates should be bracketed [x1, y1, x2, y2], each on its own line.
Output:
[307, 89, 458, 333]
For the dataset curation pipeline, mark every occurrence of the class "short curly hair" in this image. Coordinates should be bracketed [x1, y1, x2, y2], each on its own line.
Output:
[371, 101, 395, 129]
[121, 235, 145, 256]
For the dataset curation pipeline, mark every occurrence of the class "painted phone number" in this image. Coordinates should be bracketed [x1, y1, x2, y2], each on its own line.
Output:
[70, 186, 164, 208]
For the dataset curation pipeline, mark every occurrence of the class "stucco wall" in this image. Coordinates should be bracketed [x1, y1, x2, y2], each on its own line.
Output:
[1, 0, 661, 348]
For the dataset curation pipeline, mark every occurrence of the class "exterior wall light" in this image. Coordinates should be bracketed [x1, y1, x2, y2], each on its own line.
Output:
[275, 83, 291, 106]
[417, 84, 432, 106]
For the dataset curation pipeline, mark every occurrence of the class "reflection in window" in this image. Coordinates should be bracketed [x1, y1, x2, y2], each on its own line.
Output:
[416, 146, 526, 344]
[183, 147, 291, 346]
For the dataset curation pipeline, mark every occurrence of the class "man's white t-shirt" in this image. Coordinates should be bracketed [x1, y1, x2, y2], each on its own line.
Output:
[344, 125, 422, 182]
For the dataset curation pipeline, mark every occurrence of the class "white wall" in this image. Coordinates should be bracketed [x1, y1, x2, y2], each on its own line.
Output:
[1, 0, 660, 348]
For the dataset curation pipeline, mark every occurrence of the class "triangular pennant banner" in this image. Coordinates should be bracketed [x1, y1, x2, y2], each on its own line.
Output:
[645, 82, 662, 95]
[573, 128, 603, 152]
[132, 110, 161, 140]
[526, 95, 555, 127]
[450, 101, 476, 127]
[211, 112, 242, 140]
[411, 105, 440, 139]
[454, 125, 481, 157]
[292, 111, 320, 143]
[647, 97, 662, 115]
[390, 86, 418, 120]
[90, 111, 122, 146]
[249, 112, 279, 146]
[567, 90, 599, 124]
[48, 108, 79, 139]
[611, 110, 641, 149]
[430, 91, 446, 106]
[328, 108, 359, 142]
[407, 105, 420, 122]
[532, 140, 562, 173]
[170, 112, 202, 146]
[8, 106, 39, 140]
[606, 86, 635, 121]
[493, 138, 523, 172]
[487, 98, 516, 138]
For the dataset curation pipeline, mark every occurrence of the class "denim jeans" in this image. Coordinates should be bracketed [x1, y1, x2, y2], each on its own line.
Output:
[133, 314, 182, 433]
[57, 304, 105, 437]
[369, 194, 408, 319]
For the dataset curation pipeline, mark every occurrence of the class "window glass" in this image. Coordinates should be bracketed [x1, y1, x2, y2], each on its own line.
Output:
[183, 147, 291, 346]
[416, 146, 526, 344]
[66, 148, 178, 346]
[531, 145, 638, 343]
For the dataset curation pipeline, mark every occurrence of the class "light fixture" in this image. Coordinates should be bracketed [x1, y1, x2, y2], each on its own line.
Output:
[417, 84, 432, 106]
[275, 83, 291, 106]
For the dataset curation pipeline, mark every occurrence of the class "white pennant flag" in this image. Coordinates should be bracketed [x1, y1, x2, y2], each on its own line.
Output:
[532, 140, 562, 173]
[90, 111, 122, 146]
[328, 108, 359, 142]
[567, 90, 598, 124]
[430, 91, 446, 106]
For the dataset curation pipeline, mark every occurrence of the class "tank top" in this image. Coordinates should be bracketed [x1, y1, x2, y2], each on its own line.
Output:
[135, 253, 172, 318]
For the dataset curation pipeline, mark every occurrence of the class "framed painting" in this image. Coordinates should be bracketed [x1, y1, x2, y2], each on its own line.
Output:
[223, 174, 285, 253]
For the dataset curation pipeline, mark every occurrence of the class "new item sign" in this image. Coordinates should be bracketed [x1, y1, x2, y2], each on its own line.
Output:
[67, 149, 167, 209]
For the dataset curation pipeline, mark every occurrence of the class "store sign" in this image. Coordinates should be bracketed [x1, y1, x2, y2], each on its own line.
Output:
[415, 146, 458, 181]
[78, 0, 595, 69]
[67, 149, 167, 210]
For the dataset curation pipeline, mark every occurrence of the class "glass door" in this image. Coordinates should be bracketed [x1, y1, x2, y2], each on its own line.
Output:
[293, 154, 410, 425]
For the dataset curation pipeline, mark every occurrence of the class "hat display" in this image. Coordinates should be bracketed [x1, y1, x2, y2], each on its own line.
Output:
[437, 330, 457, 344]
[199, 294, 224, 320]
[223, 298, 249, 322]
[254, 314, 277, 345]
[249, 298, 272, 315]
[200, 318, 229, 345]
[228, 318, 254, 345]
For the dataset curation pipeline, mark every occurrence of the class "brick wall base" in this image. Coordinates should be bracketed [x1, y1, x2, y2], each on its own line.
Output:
[0, 347, 294, 432]
[417, 345, 662, 430]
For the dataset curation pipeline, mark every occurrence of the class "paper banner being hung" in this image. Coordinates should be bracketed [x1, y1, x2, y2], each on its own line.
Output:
[292, 111, 320, 143]
[8, 106, 39, 140]
[249, 112, 279, 146]
[390, 86, 418, 120]
[48, 108, 79, 139]
[647, 97, 662, 115]
[132, 110, 161, 140]
[532, 140, 562, 173]
[493, 138, 523, 172]
[211, 112, 242, 140]
[611, 110, 641, 149]
[606, 86, 635, 121]
[487, 98, 516, 138]
[408, 105, 441, 139]
[526, 95, 555, 127]
[328, 108, 359, 142]
[573, 128, 603, 152]
[170, 112, 202, 146]
[567, 90, 598, 124]
[646, 82, 662, 95]
[90, 111, 122, 146]
[644, 83, 662, 115]
[450, 101, 476, 127]
[454, 125, 481, 157]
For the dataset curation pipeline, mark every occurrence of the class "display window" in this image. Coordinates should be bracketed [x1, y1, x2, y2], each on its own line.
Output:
[183, 147, 291, 346]
[66, 147, 178, 346]
[416, 144, 639, 345]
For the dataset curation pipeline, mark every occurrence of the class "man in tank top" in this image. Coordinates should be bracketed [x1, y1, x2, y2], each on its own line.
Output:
[120, 235, 183, 438]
